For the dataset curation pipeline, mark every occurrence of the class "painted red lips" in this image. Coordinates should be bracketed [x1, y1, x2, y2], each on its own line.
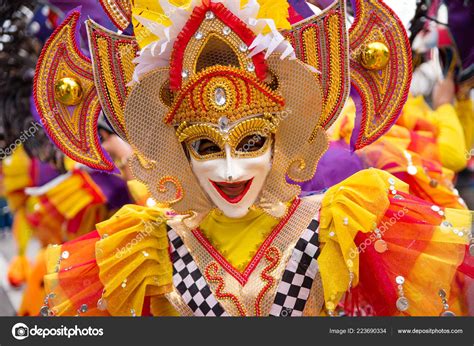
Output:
[210, 178, 254, 204]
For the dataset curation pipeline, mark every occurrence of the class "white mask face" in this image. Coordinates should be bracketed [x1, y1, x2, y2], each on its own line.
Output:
[190, 143, 272, 218]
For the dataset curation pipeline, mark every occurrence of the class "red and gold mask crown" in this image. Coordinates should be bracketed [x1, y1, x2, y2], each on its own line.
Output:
[33, 0, 411, 215]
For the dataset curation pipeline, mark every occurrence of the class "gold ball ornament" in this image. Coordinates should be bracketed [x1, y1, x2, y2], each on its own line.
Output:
[360, 42, 390, 70]
[54, 77, 83, 106]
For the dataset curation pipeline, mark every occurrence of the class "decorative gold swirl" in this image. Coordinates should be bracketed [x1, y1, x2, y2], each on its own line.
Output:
[157, 176, 184, 204]
[132, 148, 157, 170]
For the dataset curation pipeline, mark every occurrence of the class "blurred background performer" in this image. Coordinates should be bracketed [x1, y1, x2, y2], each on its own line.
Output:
[0, 0, 136, 316]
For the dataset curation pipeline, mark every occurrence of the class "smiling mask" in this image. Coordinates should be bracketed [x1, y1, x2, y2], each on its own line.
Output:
[185, 115, 275, 218]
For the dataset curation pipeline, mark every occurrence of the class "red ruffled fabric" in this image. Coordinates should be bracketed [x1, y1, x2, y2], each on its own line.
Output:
[350, 192, 473, 316]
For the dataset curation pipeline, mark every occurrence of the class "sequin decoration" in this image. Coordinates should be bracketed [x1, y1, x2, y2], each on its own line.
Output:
[395, 275, 409, 312]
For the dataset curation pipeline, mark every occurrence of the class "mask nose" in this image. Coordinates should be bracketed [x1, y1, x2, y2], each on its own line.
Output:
[224, 145, 234, 182]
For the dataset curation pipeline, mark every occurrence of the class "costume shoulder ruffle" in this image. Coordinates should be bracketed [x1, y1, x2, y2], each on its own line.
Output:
[319, 168, 474, 316]
[43, 205, 173, 316]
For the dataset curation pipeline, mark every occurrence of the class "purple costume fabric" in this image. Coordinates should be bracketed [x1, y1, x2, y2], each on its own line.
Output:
[288, 140, 363, 194]
[89, 171, 133, 211]
[50, 0, 116, 44]
[33, 160, 61, 187]
[288, 0, 316, 18]
[314, 0, 336, 9]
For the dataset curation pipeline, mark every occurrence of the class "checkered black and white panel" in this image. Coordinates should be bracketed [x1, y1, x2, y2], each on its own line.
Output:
[168, 227, 228, 316]
[269, 218, 320, 317]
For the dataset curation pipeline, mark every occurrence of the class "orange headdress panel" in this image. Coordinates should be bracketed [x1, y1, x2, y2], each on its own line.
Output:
[286, 0, 412, 150]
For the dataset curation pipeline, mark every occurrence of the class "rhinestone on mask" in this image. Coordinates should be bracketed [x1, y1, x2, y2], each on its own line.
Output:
[214, 87, 227, 107]
[205, 11, 214, 20]
[218, 116, 230, 133]
[222, 26, 231, 35]
[194, 31, 203, 40]
[239, 42, 248, 52]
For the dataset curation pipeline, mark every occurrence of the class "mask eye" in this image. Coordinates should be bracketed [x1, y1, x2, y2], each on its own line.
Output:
[235, 135, 268, 153]
[191, 138, 222, 156]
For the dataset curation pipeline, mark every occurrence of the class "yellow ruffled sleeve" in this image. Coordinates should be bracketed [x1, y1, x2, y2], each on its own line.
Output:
[318, 169, 472, 316]
[43, 205, 174, 316]
[94, 205, 174, 315]
[318, 169, 408, 312]
[397, 94, 430, 130]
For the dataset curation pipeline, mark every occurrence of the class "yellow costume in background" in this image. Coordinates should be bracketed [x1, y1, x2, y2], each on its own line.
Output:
[2, 146, 34, 288]
[399, 95, 467, 172]
[333, 95, 468, 210]
[455, 98, 474, 150]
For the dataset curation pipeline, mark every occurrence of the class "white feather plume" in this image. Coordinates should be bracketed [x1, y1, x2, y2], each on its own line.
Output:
[131, 0, 296, 83]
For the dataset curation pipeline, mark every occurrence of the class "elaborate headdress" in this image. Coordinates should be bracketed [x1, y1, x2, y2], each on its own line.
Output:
[34, 0, 411, 217]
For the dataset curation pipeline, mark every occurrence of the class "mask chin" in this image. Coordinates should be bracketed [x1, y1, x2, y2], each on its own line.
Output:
[190, 145, 272, 218]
